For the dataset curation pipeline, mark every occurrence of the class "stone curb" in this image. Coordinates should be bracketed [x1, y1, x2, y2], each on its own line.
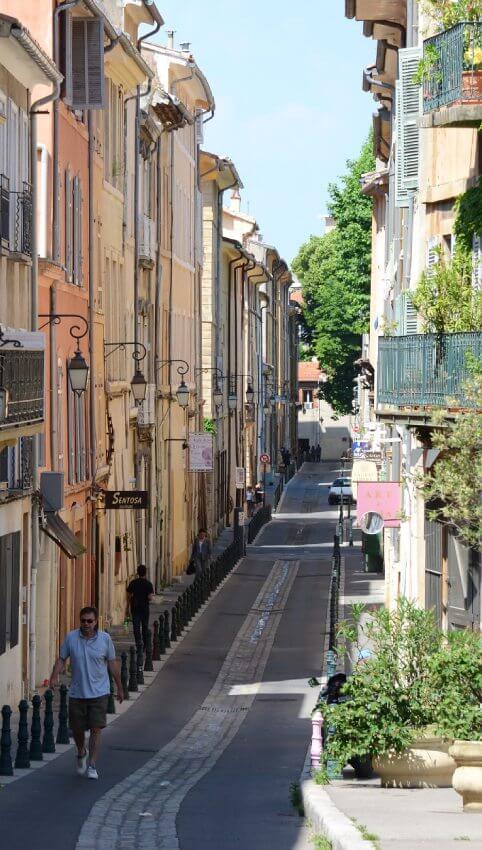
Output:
[300, 755, 373, 850]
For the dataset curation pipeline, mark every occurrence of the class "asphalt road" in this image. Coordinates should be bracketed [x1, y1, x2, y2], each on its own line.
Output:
[0, 462, 340, 850]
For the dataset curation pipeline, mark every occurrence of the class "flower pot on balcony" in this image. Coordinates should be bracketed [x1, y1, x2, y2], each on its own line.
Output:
[449, 740, 482, 812]
[373, 737, 456, 788]
[461, 69, 482, 102]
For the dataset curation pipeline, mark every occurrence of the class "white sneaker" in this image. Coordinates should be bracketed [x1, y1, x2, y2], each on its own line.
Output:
[76, 751, 87, 776]
[85, 764, 99, 780]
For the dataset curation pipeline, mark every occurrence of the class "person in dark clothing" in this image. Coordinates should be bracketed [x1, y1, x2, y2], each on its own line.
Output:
[127, 565, 154, 650]
[315, 444, 321, 462]
[189, 529, 211, 577]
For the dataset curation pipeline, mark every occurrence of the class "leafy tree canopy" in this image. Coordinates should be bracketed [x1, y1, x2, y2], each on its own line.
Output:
[292, 136, 374, 413]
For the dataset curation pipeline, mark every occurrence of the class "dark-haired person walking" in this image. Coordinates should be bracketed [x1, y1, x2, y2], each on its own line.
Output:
[49, 606, 123, 780]
[127, 564, 154, 651]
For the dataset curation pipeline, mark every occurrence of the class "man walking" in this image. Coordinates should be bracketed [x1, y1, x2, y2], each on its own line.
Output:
[127, 564, 154, 651]
[190, 528, 211, 577]
[49, 606, 123, 779]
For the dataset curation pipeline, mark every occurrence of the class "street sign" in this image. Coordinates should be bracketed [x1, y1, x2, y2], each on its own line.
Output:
[104, 491, 149, 510]
[260, 453, 270, 464]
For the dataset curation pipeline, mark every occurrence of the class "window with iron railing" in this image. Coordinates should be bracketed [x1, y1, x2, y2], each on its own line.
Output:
[0, 349, 44, 427]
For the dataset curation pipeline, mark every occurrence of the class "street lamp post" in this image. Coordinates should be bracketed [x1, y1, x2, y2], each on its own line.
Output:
[194, 367, 224, 409]
[39, 313, 89, 395]
[156, 359, 190, 408]
[104, 341, 148, 404]
[338, 456, 345, 544]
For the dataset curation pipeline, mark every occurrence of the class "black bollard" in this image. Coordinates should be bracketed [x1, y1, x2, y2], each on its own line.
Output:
[0, 705, 13, 776]
[107, 666, 116, 714]
[152, 620, 160, 661]
[144, 628, 153, 672]
[29, 695, 43, 761]
[164, 609, 170, 649]
[136, 643, 144, 685]
[181, 593, 188, 628]
[128, 645, 138, 692]
[176, 601, 182, 637]
[158, 615, 166, 655]
[121, 652, 130, 700]
[170, 606, 177, 643]
[56, 684, 70, 744]
[15, 699, 30, 768]
[187, 587, 193, 621]
[42, 689, 56, 753]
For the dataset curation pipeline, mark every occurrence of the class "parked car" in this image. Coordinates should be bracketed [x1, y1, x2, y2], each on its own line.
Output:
[328, 477, 355, 505]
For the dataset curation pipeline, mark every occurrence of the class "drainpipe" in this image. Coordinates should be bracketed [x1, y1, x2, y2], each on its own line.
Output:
[30, 77, 61, 694]
[154, 136, 163, 588]
[49, 285, 58, 471]
[87, 111, 99, 606]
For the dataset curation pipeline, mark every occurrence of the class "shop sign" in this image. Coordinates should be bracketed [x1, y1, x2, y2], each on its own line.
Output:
[356, 482, 401, 528]
[235, 467, 246, 489]
[351, 460, 378, 500]
[104, 491, 149, 510]
[189, 433, 214, 471]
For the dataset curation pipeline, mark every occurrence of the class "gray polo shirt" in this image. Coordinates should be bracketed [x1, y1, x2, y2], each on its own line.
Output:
[60, 629, 115, 699]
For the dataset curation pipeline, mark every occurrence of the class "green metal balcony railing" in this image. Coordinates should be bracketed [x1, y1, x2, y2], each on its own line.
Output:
[423, 22, 482, 113]
[377, 333, 482, 409]
[0, 349, 44, 427]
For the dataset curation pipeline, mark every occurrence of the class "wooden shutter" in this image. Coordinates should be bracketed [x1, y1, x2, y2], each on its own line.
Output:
[427, 236, 440, 275]
[64, 14, 105, 110]
[67, 381, 76, 484]
[9, 532, 20, 649]
[400, 290, 418, 334]
[396, 47, 422, 206]
[73, 175, 79, 284]
[65, 168, 73, 281]
[395, 81, 409, 208]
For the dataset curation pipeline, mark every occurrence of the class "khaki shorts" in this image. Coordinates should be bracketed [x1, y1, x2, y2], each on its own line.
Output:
[69, 695, 109, 732]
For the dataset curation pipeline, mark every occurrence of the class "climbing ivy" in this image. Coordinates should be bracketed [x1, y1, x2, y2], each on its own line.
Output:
[454, 182, 482, 254]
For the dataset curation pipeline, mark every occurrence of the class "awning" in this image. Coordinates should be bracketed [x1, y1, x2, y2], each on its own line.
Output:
[41, 513, 86, 560]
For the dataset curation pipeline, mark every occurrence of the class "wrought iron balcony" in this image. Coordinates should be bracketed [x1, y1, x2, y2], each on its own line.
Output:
[0, 349, 44, 428]
[12, 182, 32, 255]
[0, 174, 9, 245]
[423, 22, 482, 123]
[377, 333, 482, 410]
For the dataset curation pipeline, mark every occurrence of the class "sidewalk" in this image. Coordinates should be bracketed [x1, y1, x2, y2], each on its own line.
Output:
[301, 541, 482, 850]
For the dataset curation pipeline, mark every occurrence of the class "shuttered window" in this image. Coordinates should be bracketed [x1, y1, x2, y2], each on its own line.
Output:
[63, 14, 105, 110]
[104, 79, 124, 191]
[67, 381, 88, 485]
[0, 532, 21, 656]
[65, 170, 83, 285]
[395, 47, 422, 207]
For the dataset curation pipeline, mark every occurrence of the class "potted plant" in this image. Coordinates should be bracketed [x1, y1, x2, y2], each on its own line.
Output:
[324, 600, 476, 788]
[429, 630, 482, 810]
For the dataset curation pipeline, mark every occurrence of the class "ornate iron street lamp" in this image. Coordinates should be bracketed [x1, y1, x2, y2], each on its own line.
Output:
[157, 359, 190, 408]
[104, 340, 148, 404]
[39, 313, 89, 395]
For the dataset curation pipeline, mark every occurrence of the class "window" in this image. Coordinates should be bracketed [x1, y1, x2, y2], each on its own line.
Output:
[104, 78, 124, 191]
[0, 532, 21, 656]
[67, 381, 88, 485]
[64, 169, 83, 284]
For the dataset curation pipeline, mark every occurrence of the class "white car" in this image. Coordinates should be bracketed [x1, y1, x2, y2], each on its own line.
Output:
[328, 477, 355, 505]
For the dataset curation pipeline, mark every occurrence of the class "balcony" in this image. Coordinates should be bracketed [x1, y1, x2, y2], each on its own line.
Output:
[0, 178, 32, 256]
[0, 349, 44, 432]
[422, 22, 482, 127]
[377, 333, 482, 411]
[139, 214, 156, 266]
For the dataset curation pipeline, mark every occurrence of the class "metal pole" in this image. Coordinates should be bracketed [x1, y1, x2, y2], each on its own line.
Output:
[263, 462, 266, 508]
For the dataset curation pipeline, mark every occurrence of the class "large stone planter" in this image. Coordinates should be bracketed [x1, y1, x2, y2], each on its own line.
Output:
[373, 737, 455, 788]
[450, 740, 482, 812]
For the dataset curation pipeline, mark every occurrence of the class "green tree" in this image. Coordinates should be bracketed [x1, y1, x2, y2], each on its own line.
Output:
[292, 137, 374, 413]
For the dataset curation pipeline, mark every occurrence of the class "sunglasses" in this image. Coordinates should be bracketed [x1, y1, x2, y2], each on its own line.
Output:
[80, 618, 95, 624]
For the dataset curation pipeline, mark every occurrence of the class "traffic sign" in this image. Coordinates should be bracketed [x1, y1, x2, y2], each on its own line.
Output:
[260, 453, 270, 464]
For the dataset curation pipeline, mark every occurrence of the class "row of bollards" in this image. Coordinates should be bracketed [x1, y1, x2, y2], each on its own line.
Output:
[0, 535, 248, 778]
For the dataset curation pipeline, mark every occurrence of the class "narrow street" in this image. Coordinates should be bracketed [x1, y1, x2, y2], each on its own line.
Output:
[0, 463, 341, 850]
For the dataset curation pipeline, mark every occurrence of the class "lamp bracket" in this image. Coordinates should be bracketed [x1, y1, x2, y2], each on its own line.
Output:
[104, 341, 147, 363]
[38, 313, 89, 348]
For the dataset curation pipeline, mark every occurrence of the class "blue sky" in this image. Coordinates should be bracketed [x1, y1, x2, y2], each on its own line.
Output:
[149, 2, 374, 264]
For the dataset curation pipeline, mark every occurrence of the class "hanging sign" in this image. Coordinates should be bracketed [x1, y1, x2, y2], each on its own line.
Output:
[189, 432, 214, 471]
[104, 491, 149, 510]
[235, 467, 246, 489]
[356, 482, 401, 528]
[351, 460, 378, 500]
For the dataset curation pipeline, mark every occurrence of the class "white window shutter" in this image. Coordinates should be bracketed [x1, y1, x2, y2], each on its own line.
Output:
[64, 15, 105, 110]
[396, 47, 422, 206]
[395, 82, 408, 208]
[401, 290, 418, 334]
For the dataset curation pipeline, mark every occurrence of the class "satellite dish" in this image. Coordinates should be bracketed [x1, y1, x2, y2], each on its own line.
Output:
[359, 511, 384, 535]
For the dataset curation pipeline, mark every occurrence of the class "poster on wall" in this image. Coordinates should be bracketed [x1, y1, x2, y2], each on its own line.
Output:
[189, 433, 214, 471]
[235, 467, 246, 489]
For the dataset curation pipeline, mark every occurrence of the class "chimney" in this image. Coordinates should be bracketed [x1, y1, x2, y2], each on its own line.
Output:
[230, 188, 241, 213]
[167, 30, 175, 49]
